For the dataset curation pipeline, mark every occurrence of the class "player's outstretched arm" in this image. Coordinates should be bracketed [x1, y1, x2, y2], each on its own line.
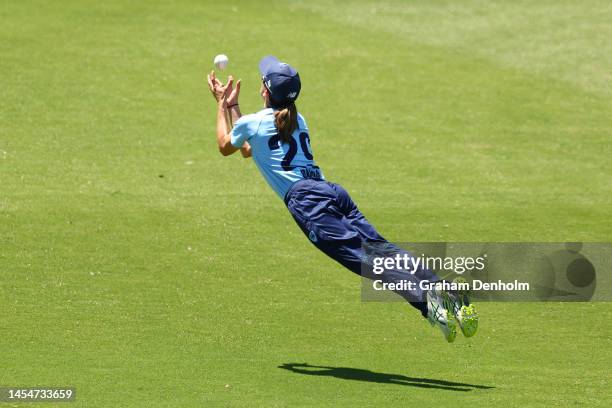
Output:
[224, 77, 251, 159]
[207, 71, 239, 156]
[215, 97, 239, 156]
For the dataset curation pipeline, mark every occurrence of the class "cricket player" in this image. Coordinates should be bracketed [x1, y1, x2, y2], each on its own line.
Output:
[206, 55, 478, 342]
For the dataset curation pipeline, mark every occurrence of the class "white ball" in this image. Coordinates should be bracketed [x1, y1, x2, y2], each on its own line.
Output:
[214, 54, 229, 70]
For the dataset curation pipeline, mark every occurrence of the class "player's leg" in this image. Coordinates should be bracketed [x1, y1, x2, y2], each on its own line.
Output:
[285, 179, 475, 341]
[330, 181, 477, 340]
[290, 209, 460, 342]
[286, 180, 433, 314]
[328, 182, 440, 308]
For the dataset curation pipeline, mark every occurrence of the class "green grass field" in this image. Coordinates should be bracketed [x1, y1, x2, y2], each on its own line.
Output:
[2, 1, 611, 406]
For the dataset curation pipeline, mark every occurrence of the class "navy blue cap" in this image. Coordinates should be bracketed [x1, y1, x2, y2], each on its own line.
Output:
[259, 55, 301, 108]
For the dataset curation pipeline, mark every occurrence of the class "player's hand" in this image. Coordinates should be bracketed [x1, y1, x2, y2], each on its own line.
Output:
[207, 70, 228, 102]
[224, 76, 241, 107]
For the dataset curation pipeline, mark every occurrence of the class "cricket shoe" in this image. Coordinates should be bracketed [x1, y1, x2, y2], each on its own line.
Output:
[442, 279, 479, 338]
[426, 288, 457, 343]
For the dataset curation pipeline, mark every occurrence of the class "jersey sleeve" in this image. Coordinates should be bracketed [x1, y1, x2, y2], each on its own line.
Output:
[230, 114, 259, 148]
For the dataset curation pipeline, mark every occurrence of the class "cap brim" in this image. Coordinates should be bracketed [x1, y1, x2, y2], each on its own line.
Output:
[259, 55, 280, 75]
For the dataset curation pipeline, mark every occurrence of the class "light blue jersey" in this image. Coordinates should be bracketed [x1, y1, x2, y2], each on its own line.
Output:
[230, 108, 324, 199]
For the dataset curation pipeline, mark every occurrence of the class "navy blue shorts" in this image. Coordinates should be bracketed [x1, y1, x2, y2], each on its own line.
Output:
[284, 178, 439, 316]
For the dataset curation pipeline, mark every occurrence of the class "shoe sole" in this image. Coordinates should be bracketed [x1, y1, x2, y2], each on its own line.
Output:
[444, 278, 478, 337]
[457, 304, 478, 338]
[445, 317, 458, 343]
[438, 289, 478, 339]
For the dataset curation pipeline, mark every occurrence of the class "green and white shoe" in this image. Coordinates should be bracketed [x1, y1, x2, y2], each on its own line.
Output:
[442, 282, 479, 338]
[426, 289, 457, 343]
[456, 302, 478, 337]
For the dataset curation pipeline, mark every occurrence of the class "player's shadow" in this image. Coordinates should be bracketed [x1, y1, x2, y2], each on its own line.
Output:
[278, 363, 494, 392]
